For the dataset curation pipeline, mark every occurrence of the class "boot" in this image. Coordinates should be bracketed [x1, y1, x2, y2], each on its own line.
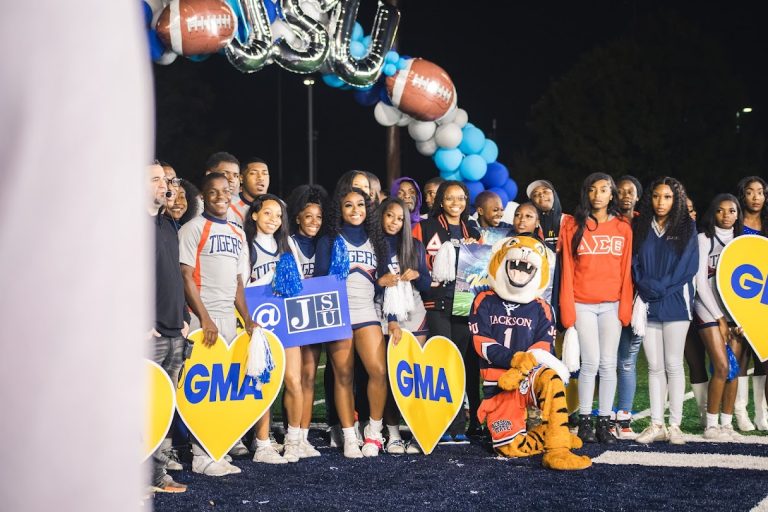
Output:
[735, 376, 755, 431]
[691, 382, 708, 428]
[753, 376, 768, 431]
[595, 415, 618, 444]
[576, 414, 597, 443]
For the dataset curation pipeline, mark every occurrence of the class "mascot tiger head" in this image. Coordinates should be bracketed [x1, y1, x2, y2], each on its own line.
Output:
[487, 236, 550, 304]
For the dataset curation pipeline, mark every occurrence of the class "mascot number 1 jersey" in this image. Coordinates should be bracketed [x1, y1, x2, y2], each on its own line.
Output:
[469, 291, 555, 398]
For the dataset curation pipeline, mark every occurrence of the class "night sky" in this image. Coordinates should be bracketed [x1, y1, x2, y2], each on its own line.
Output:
[153, 1, 766, 202]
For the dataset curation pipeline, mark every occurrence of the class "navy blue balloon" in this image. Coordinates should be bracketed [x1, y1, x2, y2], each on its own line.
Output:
[379, 85, 392, 106]
[464, 180, 485, 205]
[142, 1, 153, 26]
[354, 87, 380, 106]
[148, 29, 165, 61]
[481, 161, 509, 188]
[501, 177, 518, 201]
[225, 0, 249, 43]
[488, 187, 509, 207]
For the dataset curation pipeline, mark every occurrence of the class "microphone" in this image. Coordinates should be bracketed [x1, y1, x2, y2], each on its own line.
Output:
[166, 190, 173, 198]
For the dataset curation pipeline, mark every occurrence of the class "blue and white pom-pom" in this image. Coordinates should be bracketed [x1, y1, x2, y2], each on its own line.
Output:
[247, 327, 275, 385]
[431, 241, 456, 283]
[329, 235, 350, 279]
[272, 252, 303, 297]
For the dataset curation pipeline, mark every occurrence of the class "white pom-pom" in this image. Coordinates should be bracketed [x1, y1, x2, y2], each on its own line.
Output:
[562, 327, 580, 373]
[431, 241, 456, 283]
[529, 348, 570, 385]
[383, 281, 415, 320]
[247, 327, 274, 384]
[631, 295, 648, 336]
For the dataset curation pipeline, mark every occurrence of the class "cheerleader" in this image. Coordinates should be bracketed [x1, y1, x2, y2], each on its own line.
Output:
[632, 178, 698, 445]
[559, 173, 633, 444]
[244, 194, 306, 464]
[314, 185, 389, 458]
[694, 194, 745, 439]
[285, 184, 328, 455]
[375, 197, 432, 453]
[412, 180, 481, 442]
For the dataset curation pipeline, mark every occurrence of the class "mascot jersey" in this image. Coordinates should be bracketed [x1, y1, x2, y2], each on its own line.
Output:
[469, 291, 555, 399]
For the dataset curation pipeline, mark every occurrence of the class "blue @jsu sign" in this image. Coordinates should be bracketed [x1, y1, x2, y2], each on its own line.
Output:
[245, 276, 352, 348]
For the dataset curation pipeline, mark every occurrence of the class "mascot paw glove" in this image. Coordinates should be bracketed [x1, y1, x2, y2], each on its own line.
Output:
[510, 351, 538, 374]
[498, 368, 526, 391]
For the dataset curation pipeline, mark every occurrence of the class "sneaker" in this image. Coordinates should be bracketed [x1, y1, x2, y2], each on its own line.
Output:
[354, 420, 365, 447]
[192, 454, 235, 476]
[595, 416, 617, 444]
[735, 410, 756, 432]
[343, 436, 364, 458]
[438, 434, 454, 445]
[636, 423, 668, 444]
[282, 439, 302, 462]
[466, 422, 483, 438]
[229, 439, 250, 457]
[667, 424, 685, 445]
[221, 458, 241, 474]
[576, 415, 597, 443]
[253, 444, 288, 464]
[720, 424, 743, 441]
[150, 474, 187, 494]
[453, 433, 470, 444]
[386, 438, 406, 454]
[328, 424, 343, 449]
[300, 439, 321, 458]
[406, 440, 422, 454]
[269, 432, 284, 453]
[361, 425, 384, 457]
[613, 411, 638, 440]
[163, 448, 183, 471]
[703, 425, 726, 440]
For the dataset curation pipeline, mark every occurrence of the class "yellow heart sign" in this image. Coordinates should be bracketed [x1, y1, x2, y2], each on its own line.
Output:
[717, 235, 768, 362]
[143, 359, 177, 461]
[387, 330, 465, 455]
[176, 329, 286, 461]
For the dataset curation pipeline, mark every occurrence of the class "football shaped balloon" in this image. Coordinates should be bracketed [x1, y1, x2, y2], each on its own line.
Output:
[385, 58, 457, 122]
[156, 0, 237, 56]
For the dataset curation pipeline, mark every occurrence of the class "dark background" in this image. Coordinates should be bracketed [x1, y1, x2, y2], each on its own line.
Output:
[153, 1, 767, 210]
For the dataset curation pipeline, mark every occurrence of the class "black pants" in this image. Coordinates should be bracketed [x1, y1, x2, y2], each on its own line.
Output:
[426, 309, 480, 435]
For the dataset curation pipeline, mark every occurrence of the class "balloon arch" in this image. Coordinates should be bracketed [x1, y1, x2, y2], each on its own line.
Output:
[144, 0, 518, 206]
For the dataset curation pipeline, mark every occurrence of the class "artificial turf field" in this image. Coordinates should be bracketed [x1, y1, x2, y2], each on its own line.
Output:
[153, 350, 768, 511]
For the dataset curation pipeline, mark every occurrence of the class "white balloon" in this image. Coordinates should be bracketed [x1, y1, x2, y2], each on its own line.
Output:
[408, 120, 437, 142]
[434, 123, 463, 149]
[453, 108, 469, 128]
[396, 113, 412, 127]
[374, 102, 402, 127]
[154, 50, 178, 66]
[436, 106, 458, 125]
[416, 138, 438, 156]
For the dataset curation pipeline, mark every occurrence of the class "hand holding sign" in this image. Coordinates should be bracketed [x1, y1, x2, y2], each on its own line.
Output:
[387, 331, 465, 454]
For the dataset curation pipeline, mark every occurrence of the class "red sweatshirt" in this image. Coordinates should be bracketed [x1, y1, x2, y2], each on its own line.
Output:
[558, 214, 633, 328]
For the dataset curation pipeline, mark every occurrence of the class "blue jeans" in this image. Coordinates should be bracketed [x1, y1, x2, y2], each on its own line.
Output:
[616, 326, 643, 412]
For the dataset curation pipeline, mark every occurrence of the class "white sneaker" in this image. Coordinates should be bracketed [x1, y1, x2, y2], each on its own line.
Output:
[386, 438, 406, 454]
[229, 439, 249, 457]
[735, 409, 756, 432]
[252, 445, 288, 464]
[614, 411, 638, 440]
[282, 439, 302, 463]
[667, 424, 685, 445]
[405, 440, 422, 454]
[328, 424, 343, 448]
[354, 420, 365, 447]
[269, 432, 284, 452]
[636, 423, 668, 444]
[162, 448, 183, 471]
[361, 425, 384, 457]
[192, 454, 235, 476]
[221, 458, 241, 474]
[755, 416, 768, 431]
[300, 439, 321, 458]
[703, 425, 727, 440]
[343, 436, 363, 458]
[720, 424, 743, 441]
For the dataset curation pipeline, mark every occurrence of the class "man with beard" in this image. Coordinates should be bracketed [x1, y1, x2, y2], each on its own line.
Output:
[392, 176, 423, 225]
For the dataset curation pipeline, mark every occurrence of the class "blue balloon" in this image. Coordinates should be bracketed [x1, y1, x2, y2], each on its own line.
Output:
[142, 1, 153, 26]
[379, 84, 392, 105]
[322, 74, 346, 88]
[352, 22, 364, 42]
[464, 180, 485, 205]
[488, 187, 509, 207]
[383, 63, 397, 76]
[385, 50, 400, 64]
[481, 161, 509, 188]
[459, 154, 487, 181]
[396, 58, 410, 70]
[501, 177, 518, 201]
[148, 30, 165, 61]
[186, 53, 211, 62]
[433, 148, 463, 173]
[225, 0, 249, 43]
[458, 126, 485, 155]
[479, 139, 499, 164]
[350, 40, 367, 59]
[264, 0, 283, 23]
[353, 86, 380, 106]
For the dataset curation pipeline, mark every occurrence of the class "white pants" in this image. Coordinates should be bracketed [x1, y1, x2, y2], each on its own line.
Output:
[643, 320, 690, 426]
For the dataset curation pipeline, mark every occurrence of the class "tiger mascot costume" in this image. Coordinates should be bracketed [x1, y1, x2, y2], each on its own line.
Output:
[469, 236, 591, 470]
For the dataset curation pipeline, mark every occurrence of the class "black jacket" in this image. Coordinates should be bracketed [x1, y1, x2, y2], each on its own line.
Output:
[154, 213, 186, 337]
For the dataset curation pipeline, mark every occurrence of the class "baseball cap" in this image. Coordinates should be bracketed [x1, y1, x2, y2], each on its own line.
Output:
[526, 179, 554, 199]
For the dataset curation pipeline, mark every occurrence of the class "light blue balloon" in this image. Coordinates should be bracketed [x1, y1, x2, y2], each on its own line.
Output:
[464, 180, 485, 205]
[458, 126, 485, 155]
[350, 40, 366, 59]
[440, 170, 461, 181]
[433, 148, 463, 173]
[385, 50, 400, 64]
[362, 35, 372, 48]
[352, 22, 364, 41]
[322, 74, 345, 88]
[479, 139, 499, 163]
[459, 154, 487, 181]
[396, 58, 409, 70]
[383, 63, 397, 76]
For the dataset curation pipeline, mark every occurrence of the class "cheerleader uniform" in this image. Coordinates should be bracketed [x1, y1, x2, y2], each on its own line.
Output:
[247, 232, 280, 287]
[694, 226, 734, 327]
[289, 233, 316, 278]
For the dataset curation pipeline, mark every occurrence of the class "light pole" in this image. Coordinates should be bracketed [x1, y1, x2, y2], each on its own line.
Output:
[303, 77, 315, 185]
[736, 106, 753, 134]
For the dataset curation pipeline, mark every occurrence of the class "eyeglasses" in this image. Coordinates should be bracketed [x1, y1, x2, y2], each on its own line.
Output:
[166, 178, 181, 187]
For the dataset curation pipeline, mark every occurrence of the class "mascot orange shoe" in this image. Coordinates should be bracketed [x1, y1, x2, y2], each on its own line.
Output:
[468, 236, 590, 470]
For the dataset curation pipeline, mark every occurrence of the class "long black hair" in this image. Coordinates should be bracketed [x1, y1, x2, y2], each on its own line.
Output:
[735, 176, 768, 236]
[285, 184, 328, 236]
[326, 185, 388, 265]
[429, 180, 471, 221]
[377, 197, 418, 271]
[570, 172, 623, 257]
[633, 177, 694, 255]
[178, 179, 200, 225]
[244, 193, 292, 256]
[700, 193, 743, 240]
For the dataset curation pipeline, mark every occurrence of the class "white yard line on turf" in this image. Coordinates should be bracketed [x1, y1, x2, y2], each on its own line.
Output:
[593, 450, 768, 471]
